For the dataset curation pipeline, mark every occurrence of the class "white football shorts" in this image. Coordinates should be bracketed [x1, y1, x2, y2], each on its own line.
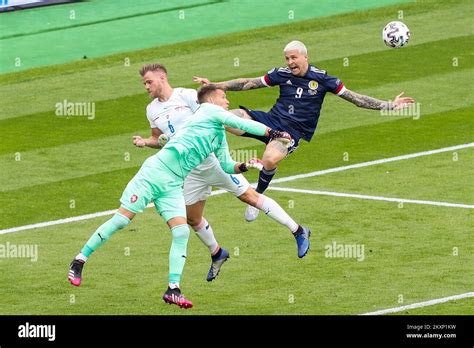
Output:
[184, 158, 250, 205]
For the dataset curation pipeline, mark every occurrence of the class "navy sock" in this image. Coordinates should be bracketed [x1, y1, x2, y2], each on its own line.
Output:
[293, 225, 303, 236]
[256, 167, 277, 194]
[212, 247, 222, 261]
[241, 132, 269, 144]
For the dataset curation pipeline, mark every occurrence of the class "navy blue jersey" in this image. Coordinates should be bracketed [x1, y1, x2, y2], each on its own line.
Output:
[262, 65, 345, 141]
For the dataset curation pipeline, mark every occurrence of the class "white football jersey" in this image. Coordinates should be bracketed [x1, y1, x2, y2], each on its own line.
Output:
[146, 87, 218, 169]
[146, 87, 199, 137]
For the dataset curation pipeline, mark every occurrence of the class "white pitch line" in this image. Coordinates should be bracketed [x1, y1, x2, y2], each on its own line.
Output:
[271, 142, 474, 184]
[360, 292, 474, 315]
[0, 191, 228, 235]
[1, 142, 472, 235]
[268, 187, 474, 209]
[0, 209, 118, 235]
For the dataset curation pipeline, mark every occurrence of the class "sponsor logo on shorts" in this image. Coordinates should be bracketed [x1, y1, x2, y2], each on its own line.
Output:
[131, 194, 138, 203]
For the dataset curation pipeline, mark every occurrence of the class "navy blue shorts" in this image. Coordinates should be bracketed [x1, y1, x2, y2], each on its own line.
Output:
[239, 106, 301, 154]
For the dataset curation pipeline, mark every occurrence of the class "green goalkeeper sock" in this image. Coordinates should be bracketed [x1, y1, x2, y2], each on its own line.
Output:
[80, 212, 130, 258]
[168, 224, 190, 285]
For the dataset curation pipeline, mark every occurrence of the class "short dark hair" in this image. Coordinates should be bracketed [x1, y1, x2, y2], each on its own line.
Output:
[197, 84, 224, 103]
[139, 63, 167, 77]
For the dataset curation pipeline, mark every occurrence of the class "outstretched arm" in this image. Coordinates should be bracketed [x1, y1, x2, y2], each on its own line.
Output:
[214, 136, 265, 174]
[193, 76, 266, 91]
[133, 128, 164, 149]
[214, 136, 238, 174]
[339, 89, 415, 110]
[218, 109, 291, 147]
[221, 110, 268, 136]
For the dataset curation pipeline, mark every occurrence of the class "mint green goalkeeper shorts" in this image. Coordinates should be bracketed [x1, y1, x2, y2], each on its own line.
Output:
[120, 155, 185, 222]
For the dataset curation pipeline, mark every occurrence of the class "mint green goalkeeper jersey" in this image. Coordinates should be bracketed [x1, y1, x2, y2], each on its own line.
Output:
[157, 103, 267, 178]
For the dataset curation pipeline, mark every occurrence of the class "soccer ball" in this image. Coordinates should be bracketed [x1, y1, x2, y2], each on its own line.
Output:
[382, 21, 410, 48]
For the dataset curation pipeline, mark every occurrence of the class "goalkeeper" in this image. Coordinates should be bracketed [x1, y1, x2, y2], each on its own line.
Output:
[67, 84, 309, 309]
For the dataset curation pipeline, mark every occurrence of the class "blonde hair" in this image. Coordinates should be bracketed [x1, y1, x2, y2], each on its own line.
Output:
[139, 63, 167, 76]
[284, 41, 307, 55]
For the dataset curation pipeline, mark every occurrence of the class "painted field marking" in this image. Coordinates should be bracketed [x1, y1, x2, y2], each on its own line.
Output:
[360, 292, 474, 315]
[1, 142, 472, 235]
[267, 187, 474, 209]
[271, 142, 473, 185]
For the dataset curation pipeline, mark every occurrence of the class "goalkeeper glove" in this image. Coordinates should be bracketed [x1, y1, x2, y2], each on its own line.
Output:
[238, 158, 264, 172]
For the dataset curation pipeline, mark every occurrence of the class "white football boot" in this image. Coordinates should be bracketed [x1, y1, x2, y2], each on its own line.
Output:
[245, 205, 260, 222]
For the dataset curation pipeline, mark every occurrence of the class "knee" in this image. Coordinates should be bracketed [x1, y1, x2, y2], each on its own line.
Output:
[171, 224, 190, 240]
[240, 109, 251, 119]
[238, 189, 259, 206]
[238, 190, 251, 204]
[230, 109, 251, 119]
[186, 216, 201, 227]
[262, 157, 279, 169]
[111, 212, 131, 230]
[262, 150, 282, 169]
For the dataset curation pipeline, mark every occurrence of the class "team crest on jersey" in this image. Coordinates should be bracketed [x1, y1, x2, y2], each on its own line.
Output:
[131, 194, 138, 203]
[308, 80, 319, 90]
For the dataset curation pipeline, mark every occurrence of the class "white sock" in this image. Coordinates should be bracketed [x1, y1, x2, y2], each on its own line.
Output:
[169, 283, 180, 289]
[75, 253, 88, 262]
[256, 194, 299, 233]
[192, 218, 219, 255]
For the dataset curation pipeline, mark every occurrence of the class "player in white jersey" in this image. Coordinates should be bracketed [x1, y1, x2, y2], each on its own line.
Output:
[132, 64, 311, 281]
[145, 89, 249, 214]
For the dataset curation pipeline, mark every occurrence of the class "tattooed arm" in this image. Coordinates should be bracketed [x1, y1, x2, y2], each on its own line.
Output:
[339, 89, 415, 110]
[193, 76, 266, 91]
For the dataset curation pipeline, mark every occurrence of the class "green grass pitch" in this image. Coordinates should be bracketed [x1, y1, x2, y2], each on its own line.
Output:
[0, 0, 472, 315]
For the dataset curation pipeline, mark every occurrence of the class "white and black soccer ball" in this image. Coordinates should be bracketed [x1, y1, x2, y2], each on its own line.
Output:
[382, 21, 410, 48]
